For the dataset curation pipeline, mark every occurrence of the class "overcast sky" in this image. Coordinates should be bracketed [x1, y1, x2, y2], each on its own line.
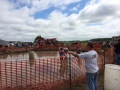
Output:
[0, 0, 120, 42]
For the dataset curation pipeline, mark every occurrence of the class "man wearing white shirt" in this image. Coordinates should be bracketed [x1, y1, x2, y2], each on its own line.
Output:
[69, 42, 99, 90]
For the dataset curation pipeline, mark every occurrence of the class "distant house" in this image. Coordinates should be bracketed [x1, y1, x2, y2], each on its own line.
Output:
[0, 39, 8, 46]
[6, 41, 20, 46]
[0, 39, 23, 46]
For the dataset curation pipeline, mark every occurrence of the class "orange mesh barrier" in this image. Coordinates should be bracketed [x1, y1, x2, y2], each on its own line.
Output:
[0, 47, 114, 90]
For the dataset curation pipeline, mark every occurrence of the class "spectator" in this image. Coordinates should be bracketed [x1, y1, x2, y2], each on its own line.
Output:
[69, 42, 99, 90]
[102, 41, 111, 49]
[76, 42, 79, 49]
[114, 39, 120, 65]
[64, 46, 69, 55]
[59, 47, 65, 61]
[76, 42, 81, 53]
[76, 47, 82, 54]
[5, 44, 8, 48]
[0, 43, 2, 48]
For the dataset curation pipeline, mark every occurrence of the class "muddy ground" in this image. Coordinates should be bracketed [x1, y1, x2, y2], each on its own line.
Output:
[71, 73, 104, 90]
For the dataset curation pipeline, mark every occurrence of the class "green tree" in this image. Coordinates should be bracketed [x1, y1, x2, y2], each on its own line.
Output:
[34, 36, 44, 42]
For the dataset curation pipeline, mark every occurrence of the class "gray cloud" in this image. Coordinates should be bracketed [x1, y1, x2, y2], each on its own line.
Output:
[78, 1, 119, 23]
[0, 0, 120, 42]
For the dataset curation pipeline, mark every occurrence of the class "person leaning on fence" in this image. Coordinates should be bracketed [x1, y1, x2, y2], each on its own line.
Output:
[68, 42, 99, 90]
[114, 39, 120, 65]
[64, 46, 69, 54]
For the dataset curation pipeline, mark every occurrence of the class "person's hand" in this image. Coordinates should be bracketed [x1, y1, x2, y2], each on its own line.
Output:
[68, 51, 78, 57]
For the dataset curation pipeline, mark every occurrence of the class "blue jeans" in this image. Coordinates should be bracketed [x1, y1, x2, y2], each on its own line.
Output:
[116, 54, 120, 65]
[86, 71, 98, 90]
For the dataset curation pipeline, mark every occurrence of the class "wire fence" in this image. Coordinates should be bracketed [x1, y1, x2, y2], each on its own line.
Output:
[0, 46, 114, 90]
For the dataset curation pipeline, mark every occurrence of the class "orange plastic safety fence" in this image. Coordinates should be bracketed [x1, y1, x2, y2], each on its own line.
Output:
[0, 47, 114, 90]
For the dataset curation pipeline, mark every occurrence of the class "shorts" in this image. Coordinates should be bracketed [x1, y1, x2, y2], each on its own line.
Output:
[60, 56, 64, 59]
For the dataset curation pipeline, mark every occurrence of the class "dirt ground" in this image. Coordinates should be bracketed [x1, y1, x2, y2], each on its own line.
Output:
[2, 73, 104, 90]
[71, 73, 104, 90]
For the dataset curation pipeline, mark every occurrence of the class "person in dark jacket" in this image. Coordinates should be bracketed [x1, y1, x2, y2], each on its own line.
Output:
[114, 39, 120, 65]
[102, 41, 111, 48]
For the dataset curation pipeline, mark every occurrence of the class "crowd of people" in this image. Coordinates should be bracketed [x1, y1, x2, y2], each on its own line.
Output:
[58, 39, 120, 90]
[0, 38, 120, 90]
[35, 39, 58, 46]
[0, 42, 34, 48]
[100, 39, 120, 65]
[58, 46, 69, 61]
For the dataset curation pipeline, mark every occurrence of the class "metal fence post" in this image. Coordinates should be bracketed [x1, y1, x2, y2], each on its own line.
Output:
[69, 54, 72, 90]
